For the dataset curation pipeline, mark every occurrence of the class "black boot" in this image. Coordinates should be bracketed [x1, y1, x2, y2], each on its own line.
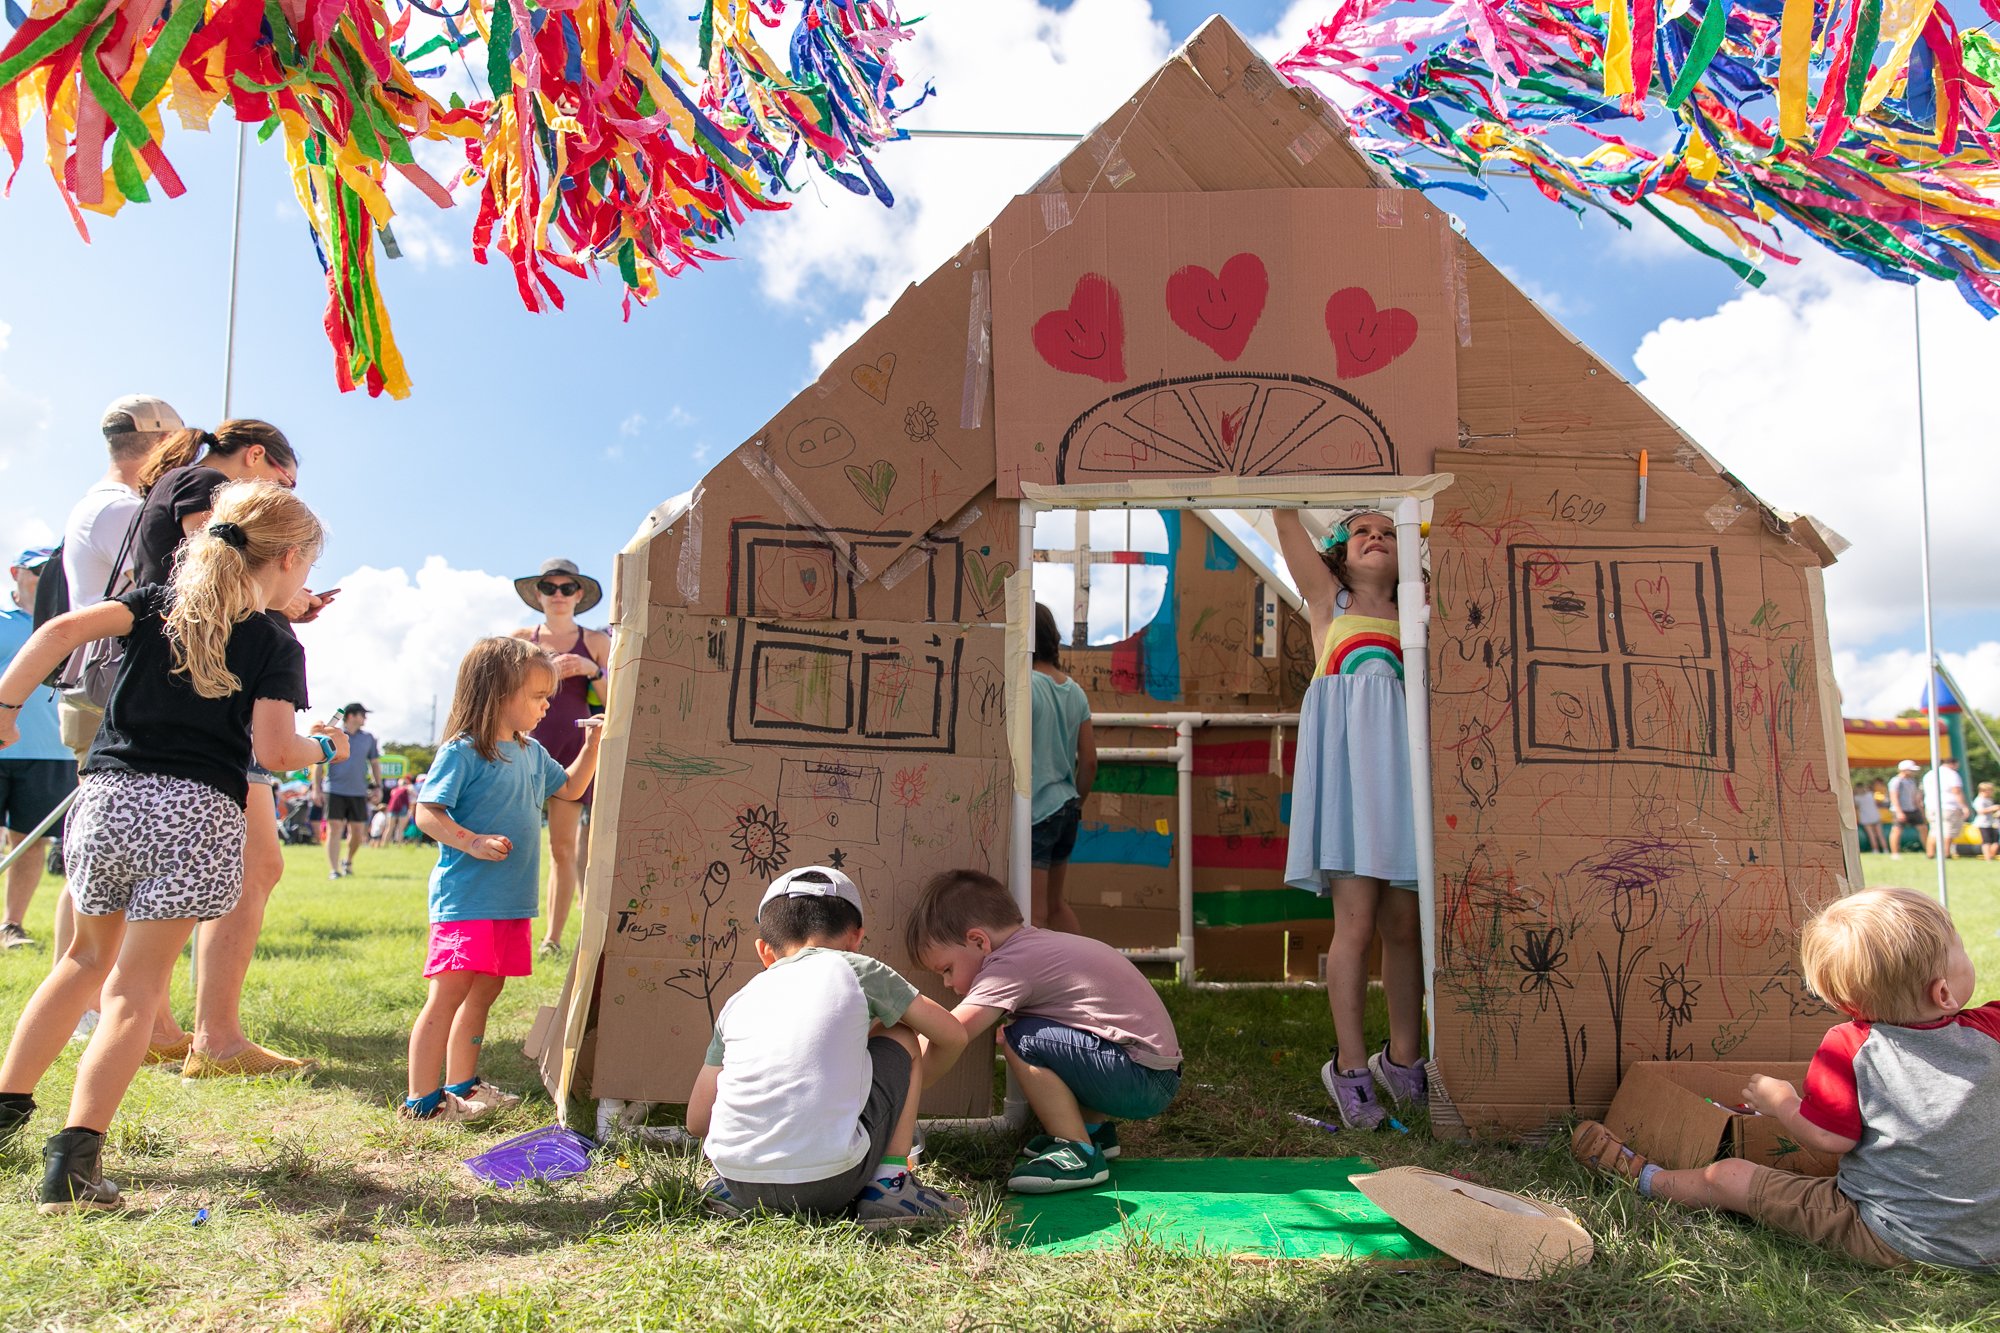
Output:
[0, 1093, 32, 1151]
[38, 1127, 121, 1214]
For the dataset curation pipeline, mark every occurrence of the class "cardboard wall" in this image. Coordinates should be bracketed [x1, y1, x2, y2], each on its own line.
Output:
[1427, 452, 1847, 1134]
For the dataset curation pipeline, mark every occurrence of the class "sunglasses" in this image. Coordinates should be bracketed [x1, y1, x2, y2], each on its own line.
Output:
[537, 580, 581, 597]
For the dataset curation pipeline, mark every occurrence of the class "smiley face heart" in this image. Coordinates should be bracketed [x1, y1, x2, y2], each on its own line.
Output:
[1325, 286, 1418, 378]
[1033, 274, 1126, 383]
[1166, 253, 1268, 361]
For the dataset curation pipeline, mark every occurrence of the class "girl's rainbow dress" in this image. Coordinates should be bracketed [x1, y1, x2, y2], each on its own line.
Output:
[1284, 595, 1418, 892]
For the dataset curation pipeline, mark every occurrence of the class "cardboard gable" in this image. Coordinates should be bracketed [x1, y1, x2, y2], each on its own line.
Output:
[992, 191, 1459, 495]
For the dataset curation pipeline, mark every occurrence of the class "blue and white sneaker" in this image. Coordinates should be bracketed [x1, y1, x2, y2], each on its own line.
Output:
[701, 1176, 747, 1219]
[854, 1171, 968, 1229]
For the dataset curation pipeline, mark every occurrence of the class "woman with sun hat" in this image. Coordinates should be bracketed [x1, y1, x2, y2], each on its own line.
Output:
[509, 559, 610, 960]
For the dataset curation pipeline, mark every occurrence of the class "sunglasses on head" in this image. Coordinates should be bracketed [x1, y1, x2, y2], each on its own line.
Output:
[537, 579, 581, 597]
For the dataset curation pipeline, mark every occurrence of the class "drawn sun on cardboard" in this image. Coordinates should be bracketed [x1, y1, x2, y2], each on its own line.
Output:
[993, 190, 1459, 496]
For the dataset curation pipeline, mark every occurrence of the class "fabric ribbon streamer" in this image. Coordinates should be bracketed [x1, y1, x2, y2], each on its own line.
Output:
[1280, 0, 2000, 315]
[1, 0, 919, 395]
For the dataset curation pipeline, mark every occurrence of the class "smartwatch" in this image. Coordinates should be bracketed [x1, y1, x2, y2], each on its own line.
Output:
[314, 734, 337, 764]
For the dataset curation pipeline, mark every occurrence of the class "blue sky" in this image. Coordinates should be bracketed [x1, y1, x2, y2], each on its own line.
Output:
[4, 0, 1996, 739]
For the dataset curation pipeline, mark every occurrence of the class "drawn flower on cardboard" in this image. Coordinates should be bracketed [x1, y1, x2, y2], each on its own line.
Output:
[1580, 839, 1676, 934]
[1510, 926, 1573, 1011]
[904, 401, 938, 443]
[730, 806, 791, 879]
[1648, 962, 1702, 1026]
[890, 765, 929, 808]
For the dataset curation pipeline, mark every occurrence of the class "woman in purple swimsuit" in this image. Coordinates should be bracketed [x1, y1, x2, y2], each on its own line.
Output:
[510, 559, 610, 959]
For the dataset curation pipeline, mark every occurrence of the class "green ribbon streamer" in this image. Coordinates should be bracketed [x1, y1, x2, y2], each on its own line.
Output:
[486, 0, 514, 97]
[0, 0, 112, 88]
[1846, 0, 1884, 116]
[1667, 0, 1732, 108]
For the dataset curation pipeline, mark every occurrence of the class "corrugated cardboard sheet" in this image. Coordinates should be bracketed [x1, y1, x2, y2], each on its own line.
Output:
[991, 191, 1457, 496]
[1604, 1062, 1841, 1177]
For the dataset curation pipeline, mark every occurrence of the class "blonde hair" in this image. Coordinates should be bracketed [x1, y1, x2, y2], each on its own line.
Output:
[1801, 887, 1957, 1023]
[442, 637, 556, 761]
[139, 419, 296, 494]
[166, 481, 324, 698]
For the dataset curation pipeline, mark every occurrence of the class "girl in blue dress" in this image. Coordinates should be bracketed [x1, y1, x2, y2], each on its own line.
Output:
[1274, 509, 1423, 1130]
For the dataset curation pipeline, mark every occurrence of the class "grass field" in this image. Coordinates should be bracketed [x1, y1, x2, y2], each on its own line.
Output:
[1, 843, 1997, 1330]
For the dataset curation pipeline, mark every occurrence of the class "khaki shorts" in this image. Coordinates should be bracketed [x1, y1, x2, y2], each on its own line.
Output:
[1744, 1166, 1908, 1269]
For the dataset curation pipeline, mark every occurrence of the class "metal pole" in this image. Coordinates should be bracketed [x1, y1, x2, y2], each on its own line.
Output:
[1912, 283, 1948, 908]
[221, 122, 249, 417]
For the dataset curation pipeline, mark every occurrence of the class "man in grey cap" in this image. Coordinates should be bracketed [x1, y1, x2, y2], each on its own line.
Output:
[57, 394, 183, 757]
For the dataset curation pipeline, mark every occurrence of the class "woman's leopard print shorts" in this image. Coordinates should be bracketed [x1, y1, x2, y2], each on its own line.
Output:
[66, 773, 247, 921]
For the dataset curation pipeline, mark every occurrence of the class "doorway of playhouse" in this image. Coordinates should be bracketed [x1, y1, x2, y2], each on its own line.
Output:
[1007, 476, 1452, 1055]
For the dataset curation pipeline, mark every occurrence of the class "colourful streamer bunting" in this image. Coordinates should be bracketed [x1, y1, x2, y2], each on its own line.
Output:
[1, 0, 921, 395]
[1281, 0, 2000, 315]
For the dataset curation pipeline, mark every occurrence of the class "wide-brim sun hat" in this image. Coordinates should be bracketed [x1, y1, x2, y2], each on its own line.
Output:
[515, 558, 602, 615]
[1352, 1166, 1593, 1280]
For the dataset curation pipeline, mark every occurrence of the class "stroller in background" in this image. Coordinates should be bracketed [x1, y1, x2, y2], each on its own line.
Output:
[279, 794, 319, 846]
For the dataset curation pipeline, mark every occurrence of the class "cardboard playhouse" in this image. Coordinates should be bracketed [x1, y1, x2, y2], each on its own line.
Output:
[530, 16, 1856, 1131]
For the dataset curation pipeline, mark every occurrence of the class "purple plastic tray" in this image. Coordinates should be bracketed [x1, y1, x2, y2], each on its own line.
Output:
[464, 1125, 596, 1188]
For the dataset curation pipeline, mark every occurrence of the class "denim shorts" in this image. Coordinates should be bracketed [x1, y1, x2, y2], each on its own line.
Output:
[1003, 1015, 1181, 1121]
[1030, 798, 1083, 869]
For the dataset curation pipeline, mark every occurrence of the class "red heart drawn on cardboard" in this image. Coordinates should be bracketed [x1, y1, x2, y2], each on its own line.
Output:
[1166, 253, 1268, 362]
[1325, 286, 1418, 379]
[1445, 814, 1458, 830]
[1033, 274, 1126, 383]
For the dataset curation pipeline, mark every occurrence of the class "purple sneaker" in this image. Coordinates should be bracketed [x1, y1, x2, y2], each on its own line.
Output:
[1368, 1045, 1429, 1110]
[1321, 1061, 1386, 1130]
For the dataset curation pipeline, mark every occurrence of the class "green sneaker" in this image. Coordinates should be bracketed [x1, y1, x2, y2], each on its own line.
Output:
[1007, 1139, 1108, 1194]
[1014, 1133, 1059, 1160]
[1089, 1122, 1121, 1160]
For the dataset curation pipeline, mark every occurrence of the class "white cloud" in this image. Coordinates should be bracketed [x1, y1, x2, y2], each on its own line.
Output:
[0, 320, 56, 558]
[619, 413, 647, 438]
[1630, 249, 2000, 655]
[290, 557, 526, 744]
[0, 319, 10, 352]
[745, 0, 1174, 372]
[1836, 642, 2000, 721]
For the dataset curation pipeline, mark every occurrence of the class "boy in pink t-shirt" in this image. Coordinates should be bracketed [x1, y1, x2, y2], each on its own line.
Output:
[905, 869, 1182, 1193]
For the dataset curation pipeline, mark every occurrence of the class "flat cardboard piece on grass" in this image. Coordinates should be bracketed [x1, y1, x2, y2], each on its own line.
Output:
[1603, 1062, 1840, 1178]
[991, 191, 1457, 496]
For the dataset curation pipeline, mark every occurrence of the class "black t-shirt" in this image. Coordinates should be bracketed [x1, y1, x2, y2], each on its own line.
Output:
[133, 465, 230, 587]
[85, 585, 311, 806]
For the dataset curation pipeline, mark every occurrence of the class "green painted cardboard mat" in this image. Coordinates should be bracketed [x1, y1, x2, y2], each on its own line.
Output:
[1007, 1157, 1445, 1261]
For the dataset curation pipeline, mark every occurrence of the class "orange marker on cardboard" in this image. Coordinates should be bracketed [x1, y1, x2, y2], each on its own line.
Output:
[1637, 449, 1649, 523]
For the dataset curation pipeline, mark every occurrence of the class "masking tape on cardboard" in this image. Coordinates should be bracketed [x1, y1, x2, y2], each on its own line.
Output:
[1442, 227, 1472, 347]
[1092, 135, 1136, 189]
[1040, 192, 1074, 235]
[1704, 497, 1748, 532]
[1377, 191, 1404, 228]
[1287, 119, 1333, 165]
[736, 446, 871, 584]
[675, 491, 703, 606]
[961, 268, 993, 431]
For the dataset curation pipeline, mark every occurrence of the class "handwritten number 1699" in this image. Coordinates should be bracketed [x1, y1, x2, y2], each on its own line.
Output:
[1548, 491, 1606, 526]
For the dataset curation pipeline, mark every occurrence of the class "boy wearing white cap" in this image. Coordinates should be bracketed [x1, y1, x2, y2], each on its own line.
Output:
[687, 866, 970, 1227]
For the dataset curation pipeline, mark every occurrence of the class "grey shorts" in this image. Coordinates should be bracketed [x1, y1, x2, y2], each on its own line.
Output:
[66, 773, 247, 922]
[720, 1037, 911, 1218]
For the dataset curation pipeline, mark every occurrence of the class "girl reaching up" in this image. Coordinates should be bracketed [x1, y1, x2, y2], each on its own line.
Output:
[1273, 509, 1424, 1131]
[0, 482, 341, 1212]
[406, 638, 602, 1122]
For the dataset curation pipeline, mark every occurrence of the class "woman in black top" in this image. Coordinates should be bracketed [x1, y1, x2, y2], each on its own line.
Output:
[0, 480, 346, 1211]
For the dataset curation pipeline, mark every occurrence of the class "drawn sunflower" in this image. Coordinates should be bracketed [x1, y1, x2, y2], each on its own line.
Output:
[1648, 961, 1701, 1026]
[904, 400, 939, 443]
[730, 805, 791, 879]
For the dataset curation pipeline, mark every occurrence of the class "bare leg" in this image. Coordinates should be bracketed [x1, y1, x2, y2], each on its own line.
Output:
[68, 919, 196, 1130]
[1374, 887, 1425, 1067]
[4, 830, 46, 931]
[192, 784, 285, 1061]
[1043, 860, 1083, 935]
[542, 798, 585, 949]
[1326, 877, 1383, 1073]
[408, 971, 474, 1098]
[325, 819, 344, 874]
[1000, 1038, 1103, 1143]
[345, 818, 366, 869]
[443, 974, 505, 1085]
[1889, 821, 1902, 859]
[0, 910, 121, 1094]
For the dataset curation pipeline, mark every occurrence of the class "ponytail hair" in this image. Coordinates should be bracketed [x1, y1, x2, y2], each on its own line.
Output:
[165, 481, 325, 698]
[442, 637, 557, 762]
[138, 418, 297, 495]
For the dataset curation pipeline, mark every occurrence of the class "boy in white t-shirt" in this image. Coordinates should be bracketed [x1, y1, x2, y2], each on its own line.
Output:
[687, 866, 969, 1227]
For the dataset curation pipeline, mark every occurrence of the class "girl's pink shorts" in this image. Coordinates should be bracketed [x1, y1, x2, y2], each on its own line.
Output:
[424, 918, 533, 978]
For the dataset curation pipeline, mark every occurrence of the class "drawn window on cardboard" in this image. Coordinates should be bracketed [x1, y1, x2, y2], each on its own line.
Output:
[1032, 509, 1170, 646]
[729, 521, 965, 622]
[1509, 545, 1733, 770]
[727, 621, 966, 753]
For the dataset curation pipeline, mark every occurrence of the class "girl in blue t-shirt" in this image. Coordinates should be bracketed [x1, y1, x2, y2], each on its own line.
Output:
[1030, 602, 1097, 933]
[406, 637, 601, 1121]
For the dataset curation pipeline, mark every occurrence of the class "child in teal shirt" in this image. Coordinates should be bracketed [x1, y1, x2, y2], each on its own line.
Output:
[1029, 602, 1096, 933]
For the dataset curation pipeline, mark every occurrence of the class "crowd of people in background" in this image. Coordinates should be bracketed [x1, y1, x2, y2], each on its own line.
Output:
[1856, 756, 1983, 860]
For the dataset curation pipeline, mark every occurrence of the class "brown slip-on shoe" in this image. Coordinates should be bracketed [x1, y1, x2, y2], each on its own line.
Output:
[181, 1047, 319, 1083]
[143, 1037, 191, 1066]
[1571, 1119, 1651, 1183]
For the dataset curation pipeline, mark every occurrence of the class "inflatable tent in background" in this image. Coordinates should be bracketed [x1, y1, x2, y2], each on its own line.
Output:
[527, 16, 1856, 1139]
[1843, 718, 1954, 771]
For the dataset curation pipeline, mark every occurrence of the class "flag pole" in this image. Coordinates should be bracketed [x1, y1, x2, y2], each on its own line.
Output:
[1913, 282, 1947, 909]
